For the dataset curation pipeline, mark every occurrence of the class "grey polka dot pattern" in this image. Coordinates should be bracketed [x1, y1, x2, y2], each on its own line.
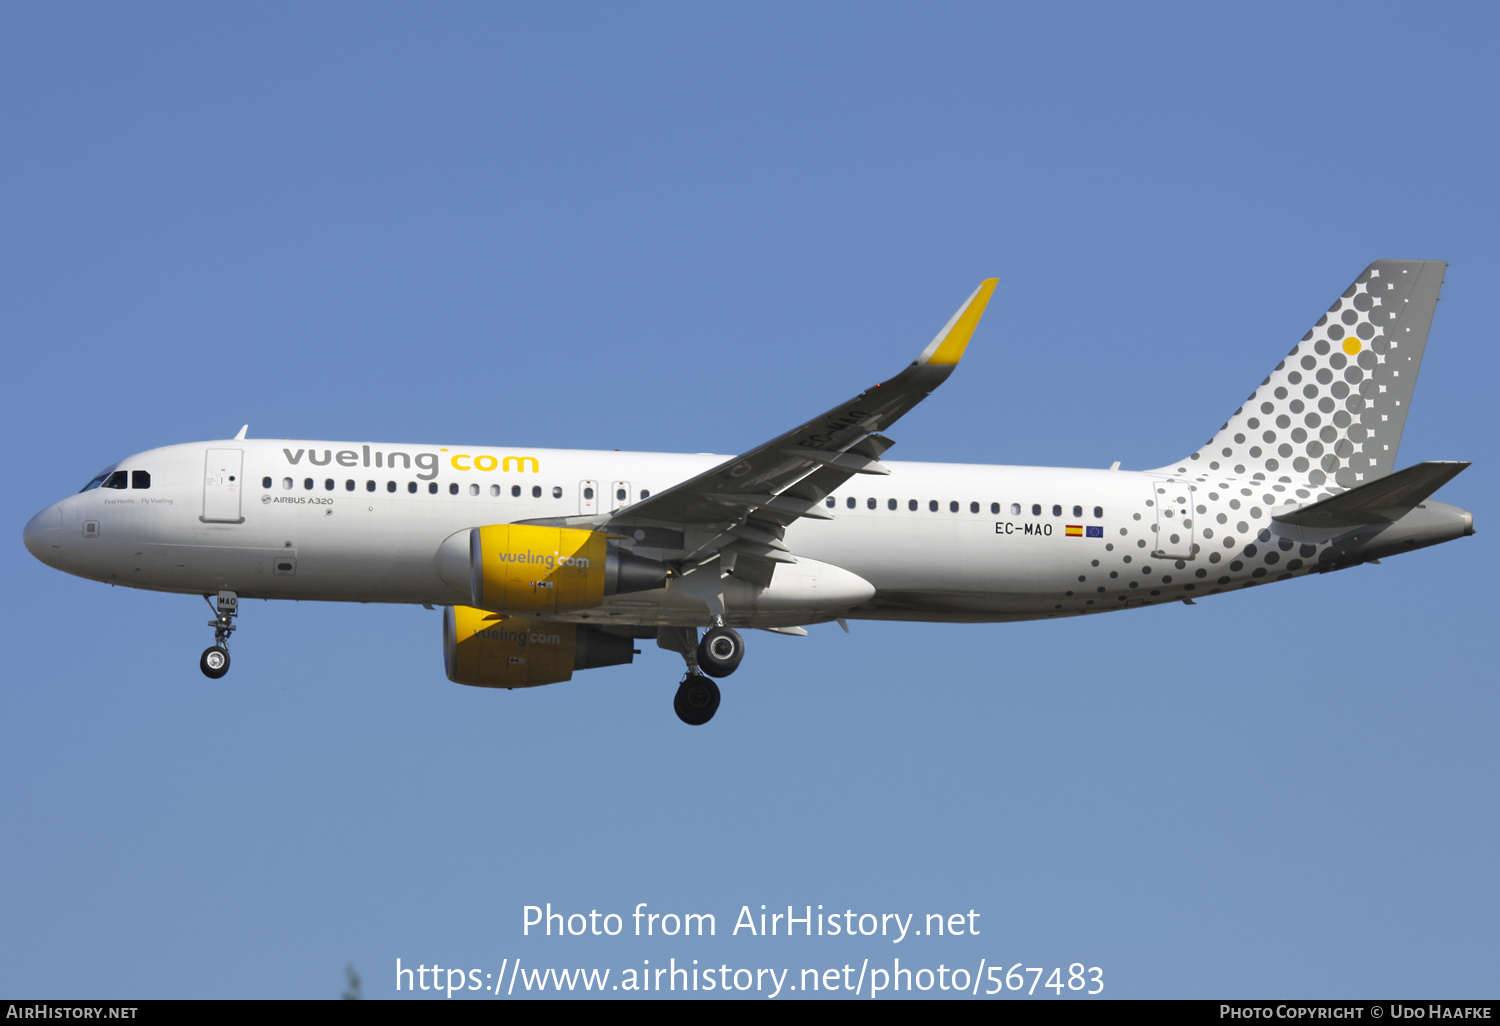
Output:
[1041, 261, 1449, 621]
[1172, 261, 1446, 494]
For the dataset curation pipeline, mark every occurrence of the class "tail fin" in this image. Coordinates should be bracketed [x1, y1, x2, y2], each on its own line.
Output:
[1164, 260, 1447, 491]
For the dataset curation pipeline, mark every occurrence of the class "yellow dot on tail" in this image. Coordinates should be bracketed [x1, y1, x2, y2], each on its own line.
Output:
[1342, 337, 1362, 356]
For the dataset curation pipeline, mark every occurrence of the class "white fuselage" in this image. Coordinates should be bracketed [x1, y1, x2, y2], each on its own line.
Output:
[24, 438, 1473, 629]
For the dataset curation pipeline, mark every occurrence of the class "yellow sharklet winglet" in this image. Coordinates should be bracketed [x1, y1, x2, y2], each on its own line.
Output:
[917, 278, 998, 367]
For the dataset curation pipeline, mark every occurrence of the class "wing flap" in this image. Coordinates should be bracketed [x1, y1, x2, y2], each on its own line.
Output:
[779, 448, 891, 475]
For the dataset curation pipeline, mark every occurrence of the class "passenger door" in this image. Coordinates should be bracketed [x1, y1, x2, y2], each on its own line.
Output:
[203, 449, 244, 523]
[1152, 480, 1195, 559]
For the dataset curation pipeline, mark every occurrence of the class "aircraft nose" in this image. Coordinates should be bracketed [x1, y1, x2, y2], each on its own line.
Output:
[23, 505, 63, 568]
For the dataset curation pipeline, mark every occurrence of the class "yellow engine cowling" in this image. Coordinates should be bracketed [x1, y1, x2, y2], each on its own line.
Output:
[469, 523, 664, 615]
[442, 605, 635, 688]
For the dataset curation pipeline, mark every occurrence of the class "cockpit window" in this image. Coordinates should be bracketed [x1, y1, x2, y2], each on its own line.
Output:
[102, 471, 129, 490]
[80, 464, 119, 492]
[132, 471, 151, 489]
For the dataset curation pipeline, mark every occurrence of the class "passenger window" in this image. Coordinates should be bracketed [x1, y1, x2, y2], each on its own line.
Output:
[551, 486, 563, 499]
[304, 478, 314, 490]
[908, 499, 918, 511]
[325, 479, 335, 491]
[888, 498, 897, 510]
[583, 487, 594, 500]
[409, 482, 419, 494]
[489, 485, 500, 497]
[346, 480, 355, 491]
[469, 484, 480, 496]
[282, 478, 293, 490]
[1012, 503, 1021, 515]
[132, 471, 151, 489]
[1094, 506, 1103, 518]
[1031, 504, 1041, 516]
[512, 485, 521, 497]
[867, 497, 876, 509]
[387, 481, 397, 493]
[929, 500, 938, 512]
[1073, 505, 1082, 517]
[262, 477, 273, 489]
[532, 486, 542, 498]
[1052, 504, 1061, 517]
[616, 488, 627, 502]
[640, 490, 650, 498]
[970, 501, 979, 514]
[366, 481, 376, 492]
[826, 497, 835, 508]
[949, 501, 959, 513]
[428, 483, 438, 494]
[847, 497, 856, 509]
[449, 483, 459, 495]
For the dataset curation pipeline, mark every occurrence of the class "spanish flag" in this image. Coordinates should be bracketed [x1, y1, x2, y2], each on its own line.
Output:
[1065, 525, 1083, 537]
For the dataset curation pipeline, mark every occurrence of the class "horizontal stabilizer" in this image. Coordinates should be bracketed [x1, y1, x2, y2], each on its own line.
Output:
[1274, 461, 1469, 528]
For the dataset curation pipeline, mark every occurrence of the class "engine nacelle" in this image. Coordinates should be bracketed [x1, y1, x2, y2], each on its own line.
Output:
[468, 524, 665, 615]
[442, 605, 635, 688]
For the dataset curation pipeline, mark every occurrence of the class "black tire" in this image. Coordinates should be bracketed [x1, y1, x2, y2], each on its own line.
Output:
[696, 626, 744, 678]
[200, 645, 230, 679]
[674, 674, 720, 726]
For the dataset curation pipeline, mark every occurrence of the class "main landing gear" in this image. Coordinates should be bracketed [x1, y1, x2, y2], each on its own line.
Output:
[200, 590, 238, 679]
[697, 625, 744, 678]
[659, 624, 745, 725]
[673, 674, 720, 727]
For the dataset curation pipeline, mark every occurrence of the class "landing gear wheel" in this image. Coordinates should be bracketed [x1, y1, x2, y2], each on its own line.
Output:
[673, 674, 720, 726]
[200, 592, 238, 679]
[696, 626, 744, 678]
[200, 645, 230, 679]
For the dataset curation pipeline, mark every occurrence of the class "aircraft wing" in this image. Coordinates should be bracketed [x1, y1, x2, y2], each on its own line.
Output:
[604, 280, 997, 584]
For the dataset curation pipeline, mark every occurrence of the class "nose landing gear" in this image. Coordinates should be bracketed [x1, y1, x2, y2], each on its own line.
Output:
[200, 645, 230, 678]
[200, 591, 238, 679]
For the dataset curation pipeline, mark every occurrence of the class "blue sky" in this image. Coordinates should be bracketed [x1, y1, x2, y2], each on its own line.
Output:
[3, 2, 1496, 1000]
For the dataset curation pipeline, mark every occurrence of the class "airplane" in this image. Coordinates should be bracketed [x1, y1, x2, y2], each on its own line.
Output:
[22, 260, 1473, 725]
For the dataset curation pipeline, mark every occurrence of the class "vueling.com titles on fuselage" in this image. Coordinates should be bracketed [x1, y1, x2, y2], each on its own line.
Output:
[280, 446, 540, 481]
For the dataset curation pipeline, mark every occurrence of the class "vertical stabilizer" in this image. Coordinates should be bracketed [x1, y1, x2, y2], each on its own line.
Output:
[1163, 260, 1446, 491]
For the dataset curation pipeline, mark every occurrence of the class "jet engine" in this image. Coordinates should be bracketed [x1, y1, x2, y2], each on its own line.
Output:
[443, 604, 636, 688]
[467, 524, 665, 615]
